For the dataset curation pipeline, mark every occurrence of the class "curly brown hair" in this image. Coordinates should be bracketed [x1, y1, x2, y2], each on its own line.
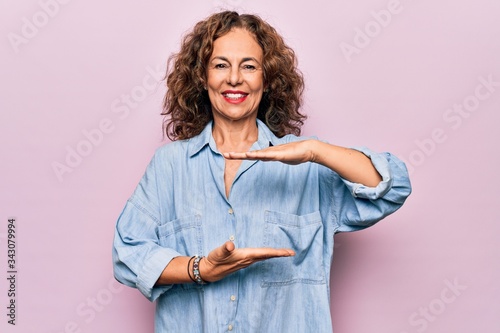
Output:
[162, 11, 306, 141]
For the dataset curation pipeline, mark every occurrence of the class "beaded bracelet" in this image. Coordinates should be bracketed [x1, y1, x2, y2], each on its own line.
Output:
[187, 256, 196, 283]
[192, 255, 207, 285]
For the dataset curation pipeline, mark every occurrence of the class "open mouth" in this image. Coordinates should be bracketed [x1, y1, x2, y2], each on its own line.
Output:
[222, 92, 249, 101]
[221, 91, 249, 104]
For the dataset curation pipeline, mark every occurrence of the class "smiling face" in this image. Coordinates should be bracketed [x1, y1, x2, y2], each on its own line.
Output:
[206, 28, 265, 126]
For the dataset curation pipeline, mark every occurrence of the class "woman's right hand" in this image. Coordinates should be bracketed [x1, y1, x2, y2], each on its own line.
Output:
[200, 241, 295, 282]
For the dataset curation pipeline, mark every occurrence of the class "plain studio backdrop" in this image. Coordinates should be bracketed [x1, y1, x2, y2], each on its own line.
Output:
[1, 0, 499, 332]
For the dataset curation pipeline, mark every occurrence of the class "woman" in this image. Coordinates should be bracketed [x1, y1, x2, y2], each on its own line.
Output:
[113, 11, 411, 333]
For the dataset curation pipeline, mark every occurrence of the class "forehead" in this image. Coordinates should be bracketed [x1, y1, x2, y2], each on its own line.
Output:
[211, 28, 263, 60]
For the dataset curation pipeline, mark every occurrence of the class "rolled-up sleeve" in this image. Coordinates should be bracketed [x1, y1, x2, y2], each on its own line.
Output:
[112, 156, 180, 302]
[326, 147, 412, 233]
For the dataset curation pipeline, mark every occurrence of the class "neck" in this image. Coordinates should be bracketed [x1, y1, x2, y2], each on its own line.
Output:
[212, 119, 259, 152]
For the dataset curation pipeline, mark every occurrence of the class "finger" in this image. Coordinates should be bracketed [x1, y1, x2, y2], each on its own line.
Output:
[242, 247, 295, 260]
[209, 241, 235, 262]
[223, 151, 278, 161]
[222, 152, 256, 160]
[225, 240, 235, 252]
[222, 152, 240, 159]
[244, 150, 278, 161]
[216, 241, 234, 258]
[267, 248, 295, 257]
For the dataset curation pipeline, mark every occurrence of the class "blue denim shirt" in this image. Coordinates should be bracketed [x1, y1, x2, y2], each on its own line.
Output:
[113, 119, 411, 333]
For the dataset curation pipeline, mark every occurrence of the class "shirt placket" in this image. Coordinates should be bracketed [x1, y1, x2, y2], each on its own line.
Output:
[223, 203, 238, 332]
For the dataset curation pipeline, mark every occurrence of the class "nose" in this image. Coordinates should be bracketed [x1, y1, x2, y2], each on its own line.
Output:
[227, 66, 242, 86]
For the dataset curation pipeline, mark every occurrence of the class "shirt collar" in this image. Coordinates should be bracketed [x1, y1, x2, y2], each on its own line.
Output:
[187, 119, 278, 157]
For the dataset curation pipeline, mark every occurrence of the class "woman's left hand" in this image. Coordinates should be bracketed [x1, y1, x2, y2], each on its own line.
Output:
[222, 140, 315, 165]
[223, 139, 382, 187]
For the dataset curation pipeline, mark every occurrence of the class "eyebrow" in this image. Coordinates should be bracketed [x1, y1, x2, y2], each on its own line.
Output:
[210, 56, 261, 65]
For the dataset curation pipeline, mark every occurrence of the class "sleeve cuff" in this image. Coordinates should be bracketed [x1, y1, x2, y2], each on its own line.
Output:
[136, 247, 182, 302]
[341, 146, 393, 200]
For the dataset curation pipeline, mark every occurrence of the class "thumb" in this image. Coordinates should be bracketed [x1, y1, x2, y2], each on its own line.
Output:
[223, 240, 235, 253]
[212, 241, 235, 260]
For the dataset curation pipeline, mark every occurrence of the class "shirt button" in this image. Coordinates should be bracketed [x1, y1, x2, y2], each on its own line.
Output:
[230, 295, 236, 301]
[228, 208, 234, 214]
[228, 324, 233, 331]
[229, 235, 235, 241]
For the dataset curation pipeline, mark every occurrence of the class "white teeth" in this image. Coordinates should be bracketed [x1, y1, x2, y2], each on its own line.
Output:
[224, 93, 246, 99]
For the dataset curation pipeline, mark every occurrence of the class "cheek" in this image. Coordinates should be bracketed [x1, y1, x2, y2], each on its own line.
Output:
[249, 75, 264, 92]
[206, 72, 221, 88]
[207, 91, 219, 107]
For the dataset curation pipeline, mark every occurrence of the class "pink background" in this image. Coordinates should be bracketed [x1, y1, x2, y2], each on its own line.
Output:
[1, 0, 499, 332]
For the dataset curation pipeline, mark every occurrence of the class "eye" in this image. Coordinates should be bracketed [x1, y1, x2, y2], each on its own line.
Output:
[214, 63, 228, 69]
[242, 64, 257, 71]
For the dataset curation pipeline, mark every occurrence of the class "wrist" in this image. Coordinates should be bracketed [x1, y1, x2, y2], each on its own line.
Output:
[199, 256, 212, 283]
[192, 256, 208, 285]
[187, 256, 197, 283]
[306, 139, 321, 164]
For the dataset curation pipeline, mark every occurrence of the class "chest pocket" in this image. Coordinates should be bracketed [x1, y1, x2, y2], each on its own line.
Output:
[261, 210, 326, 287]
[157, 214, 203, 256]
